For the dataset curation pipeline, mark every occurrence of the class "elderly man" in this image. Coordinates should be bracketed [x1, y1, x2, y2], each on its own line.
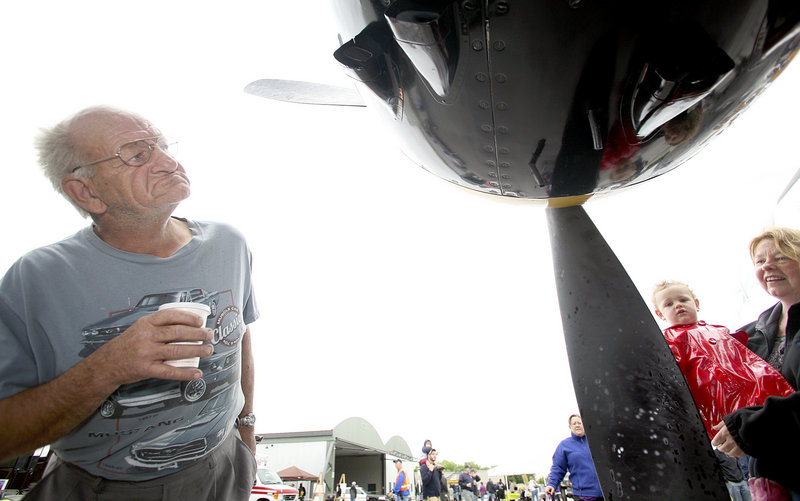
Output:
[0, 106, 258, 500]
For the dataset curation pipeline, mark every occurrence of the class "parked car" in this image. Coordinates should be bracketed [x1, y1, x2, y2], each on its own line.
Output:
[344, 485, 367, 501]
[341, 484, 388, 501]
[251, 468, 300, 501]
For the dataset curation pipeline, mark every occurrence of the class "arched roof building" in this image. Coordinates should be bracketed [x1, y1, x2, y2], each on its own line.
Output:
[256, 417, 414, 499]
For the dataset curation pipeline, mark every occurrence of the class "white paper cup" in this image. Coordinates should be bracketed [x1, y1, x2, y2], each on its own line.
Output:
[158, 302, 211, 368]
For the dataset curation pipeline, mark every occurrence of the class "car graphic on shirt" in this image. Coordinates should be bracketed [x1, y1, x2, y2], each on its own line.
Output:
[98, 349, 239, 419]
[76, 288, 238, 419]
[80, 288, 221, 353]
[124, 395, 230, 470]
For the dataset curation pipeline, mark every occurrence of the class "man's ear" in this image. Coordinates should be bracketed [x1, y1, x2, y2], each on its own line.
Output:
[62, 176, 107, 215]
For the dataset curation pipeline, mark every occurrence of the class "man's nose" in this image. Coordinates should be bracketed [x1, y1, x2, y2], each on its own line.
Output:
[149, 147, 179, 172]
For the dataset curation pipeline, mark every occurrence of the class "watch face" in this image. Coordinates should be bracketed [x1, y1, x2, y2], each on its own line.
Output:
[238, 413, 256, 427]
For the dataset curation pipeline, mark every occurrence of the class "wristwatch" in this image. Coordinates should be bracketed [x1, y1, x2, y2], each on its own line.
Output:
[235, 412, 256, 428]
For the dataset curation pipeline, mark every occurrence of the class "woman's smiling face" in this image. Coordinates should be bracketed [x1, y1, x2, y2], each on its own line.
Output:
[753, 238, 800, 306]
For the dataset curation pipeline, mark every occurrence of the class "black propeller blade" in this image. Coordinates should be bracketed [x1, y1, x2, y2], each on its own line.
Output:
[547, 204, 728, 500]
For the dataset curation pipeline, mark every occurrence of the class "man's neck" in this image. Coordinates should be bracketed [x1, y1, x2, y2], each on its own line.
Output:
[92, 215, 191, 257]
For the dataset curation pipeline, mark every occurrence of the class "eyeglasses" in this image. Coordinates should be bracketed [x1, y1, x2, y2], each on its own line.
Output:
[71, 136, 177, 173]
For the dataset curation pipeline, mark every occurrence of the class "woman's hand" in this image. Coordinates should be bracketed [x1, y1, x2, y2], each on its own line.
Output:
[711, 421, 745, 458]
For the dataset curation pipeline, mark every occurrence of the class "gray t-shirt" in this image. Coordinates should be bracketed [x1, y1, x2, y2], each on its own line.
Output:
[0, 219, 258, 480]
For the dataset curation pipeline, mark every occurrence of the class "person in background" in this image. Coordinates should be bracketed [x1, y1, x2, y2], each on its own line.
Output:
[392, 460, 411, 501]
[420, 439, 433, 466]
[458, 466, 475, 501]
[545, 415, 604, 501]
[496, 479, 506, 501]
[715, 449, 752, 501]
[712, 227, 800, 499]
[351, 481, 358, 501]
[0, 106, 258, 500]
[486, 478, 496, 501]
[528, 479, 540, 501]
[420, 448, 444, 501]
[470, 468, 481, 499]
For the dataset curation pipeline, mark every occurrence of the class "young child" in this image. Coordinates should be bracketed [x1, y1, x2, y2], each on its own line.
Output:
[419, 439, 432, 466]
[652, 280, 795, 440]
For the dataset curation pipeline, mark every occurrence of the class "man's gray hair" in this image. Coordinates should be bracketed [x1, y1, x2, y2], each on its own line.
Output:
[35, 109, 97, 218]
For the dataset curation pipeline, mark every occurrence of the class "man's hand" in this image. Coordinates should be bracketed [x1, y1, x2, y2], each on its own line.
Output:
[0, 309, 212, 460]
[711, 421, 746, 458]
[92, 308, 214, 390]
[544, 486, 554, 496]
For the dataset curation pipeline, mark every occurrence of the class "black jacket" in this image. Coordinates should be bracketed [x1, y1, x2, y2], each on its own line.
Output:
[420, 464, 442, 499]
[723, 302, 800, 492]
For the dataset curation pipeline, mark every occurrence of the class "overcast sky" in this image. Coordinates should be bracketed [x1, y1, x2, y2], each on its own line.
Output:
[2, 1, 799, 477]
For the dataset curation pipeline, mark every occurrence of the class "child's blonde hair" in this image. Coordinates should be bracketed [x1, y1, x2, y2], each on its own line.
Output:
[651, 280, 696, 308]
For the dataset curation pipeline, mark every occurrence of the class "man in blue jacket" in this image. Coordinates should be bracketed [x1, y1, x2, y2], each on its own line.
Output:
[545, 414, 604, 501]
[393, 459, 411, 501]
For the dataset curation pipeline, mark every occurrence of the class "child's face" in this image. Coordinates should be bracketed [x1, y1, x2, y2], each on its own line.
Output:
[654, 285, 699, 326]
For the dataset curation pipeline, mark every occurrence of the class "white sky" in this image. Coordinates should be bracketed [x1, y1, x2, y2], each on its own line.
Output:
[2, 1, 799, 477]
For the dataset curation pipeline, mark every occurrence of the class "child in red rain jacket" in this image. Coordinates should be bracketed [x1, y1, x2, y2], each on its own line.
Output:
[652, 280, 794, 440]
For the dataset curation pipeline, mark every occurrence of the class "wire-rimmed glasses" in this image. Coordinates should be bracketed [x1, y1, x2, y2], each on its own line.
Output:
[71, 136, 177, 173]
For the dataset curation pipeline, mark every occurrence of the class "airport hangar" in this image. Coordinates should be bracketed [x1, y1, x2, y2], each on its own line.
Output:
[255, 417, 417, 498]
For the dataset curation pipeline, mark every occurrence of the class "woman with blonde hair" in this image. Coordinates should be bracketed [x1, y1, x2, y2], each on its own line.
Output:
[713, 227, 800, 498]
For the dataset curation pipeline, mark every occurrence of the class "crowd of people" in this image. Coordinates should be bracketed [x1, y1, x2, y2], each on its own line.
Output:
[435, 471, 544, 501]
[416, 439, 568, 501]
